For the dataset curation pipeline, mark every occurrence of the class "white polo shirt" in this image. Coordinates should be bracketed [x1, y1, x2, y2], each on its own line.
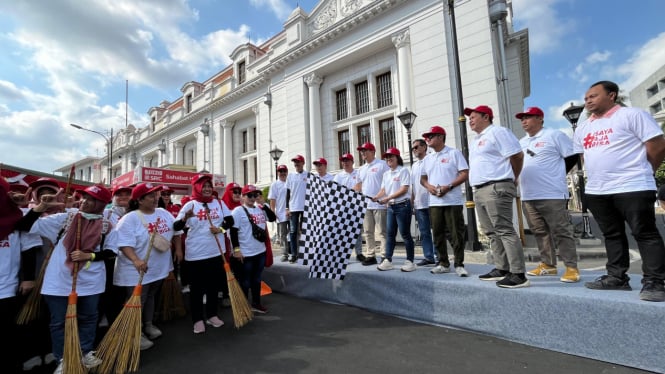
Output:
[176, 200, 231, 261]
[267, 179, 287, 223]
[0, 231, 42, 299]
[318, 173, 334, 183]
[333, 169, 360, 190]
[381, 166, 411, 202]
[469, 124, 522, 187]
[286, 170, 309, 212]
[232, 205, 268, 257]
[411, 158, 429, 210]
[573, 105, 662, 194]
[421, 146, 469, 206]
[358, 158, 389, 210]
[520, 128, 574, 200]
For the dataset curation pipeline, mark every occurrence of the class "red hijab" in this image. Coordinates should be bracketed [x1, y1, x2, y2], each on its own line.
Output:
[221, 182, 241, 210]
[192, 175, 214, 203]
[0, 178, 23, 240]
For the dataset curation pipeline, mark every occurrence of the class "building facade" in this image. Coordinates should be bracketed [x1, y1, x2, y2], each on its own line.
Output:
[61, 0, 530, 191]
[629, 64, 665, 125]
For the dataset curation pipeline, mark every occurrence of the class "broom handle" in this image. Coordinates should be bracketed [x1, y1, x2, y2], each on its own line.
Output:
[204, 211, 228, 265]
[136, 230, 157, 285]
[71, 214, 82, 293]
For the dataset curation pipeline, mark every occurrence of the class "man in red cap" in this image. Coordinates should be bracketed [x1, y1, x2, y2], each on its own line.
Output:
[419, 125, 469, 276]
[354, 142, 389, 265]
[313, 158, 333, 182]
[333, 153, 364, 261]
[465, 105, 528, 288]
[516, 107, 580, 283]
[268, 165, 289, 261]
[286, 155, 308, 263]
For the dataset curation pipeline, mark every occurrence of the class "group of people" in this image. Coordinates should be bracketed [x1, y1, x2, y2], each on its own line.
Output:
[1, 173, 275, 373]
[267, 80, 665, 303]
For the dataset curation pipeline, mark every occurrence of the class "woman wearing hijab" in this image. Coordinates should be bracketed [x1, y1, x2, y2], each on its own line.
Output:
[174, 174, 233, 334]
[114, 183, 182, 350]
[18, 185, 118, 374]
[221, 182, 242, 211]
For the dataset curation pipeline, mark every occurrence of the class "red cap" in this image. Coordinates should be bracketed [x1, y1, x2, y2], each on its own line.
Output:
[29, 177, 60, 189]
[112, 185, 132, 196]
[382, 147, 401, 159]
[464, 105, 494, 120]
[180, 195, 191, 205]
[515, 107, 544, 119]
[277, 165, 288, 172]
[76, 184, 112, 204]
[226, 182, 241, 191]
[357, 142, 376, 152]
[291, 154, 305, 163]
[313, 157, 327, 165]
[422, 126, 447, 138]
[191, 174, 212, 185]
[339, 153, 354, 161]
[241, 184, 260, 195]
[131, 183, 164, 201]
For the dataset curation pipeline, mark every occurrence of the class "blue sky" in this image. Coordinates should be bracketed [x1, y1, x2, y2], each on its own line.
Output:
[0, 0, 663, 174]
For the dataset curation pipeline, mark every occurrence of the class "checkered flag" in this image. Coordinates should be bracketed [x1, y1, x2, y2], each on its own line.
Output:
[299, 174, 366, 280]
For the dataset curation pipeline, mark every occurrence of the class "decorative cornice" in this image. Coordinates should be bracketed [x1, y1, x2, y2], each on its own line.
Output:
[391, 28, 410, 49]
[304, 73, 323, 87]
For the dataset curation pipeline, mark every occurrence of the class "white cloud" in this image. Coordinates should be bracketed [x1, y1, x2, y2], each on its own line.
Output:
[615, 31, 665, 92]
[249, 0, 293, 21]
[570, 50, 612, 83]
[511, 0, 574, 54]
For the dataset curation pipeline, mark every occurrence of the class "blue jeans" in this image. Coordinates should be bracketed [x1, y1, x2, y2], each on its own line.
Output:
[230, 252, 266, 306]
[415, 208, 435, 262]
[44, 294, 100, 361]
[288, 211, 304, 259]
[385, 200, 415, 262]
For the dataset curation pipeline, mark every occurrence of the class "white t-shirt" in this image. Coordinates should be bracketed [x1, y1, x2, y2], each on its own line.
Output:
[286, 170, 309, 212]
[381, 166, 411, 202]
[411, 157, 429, 210]
[31, 212, 119, 297]
[232, 205, 268, 257]
[520, 128, 574, 200]
[317, 173, 334, 182]
[0, 231, 42, 299]
[176, 200, 231, 261]
[333, 169, 360, 190]
[469, 124, 522, 186]
[114, 208, 178, 286]
[268, 180, 288, 223]
[421, 146, 469, 206]
[358, 158, 389, 210]
[573, 106, 662, 194]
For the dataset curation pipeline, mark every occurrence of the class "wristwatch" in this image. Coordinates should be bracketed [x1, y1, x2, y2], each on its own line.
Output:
[448, 184, 454, 190]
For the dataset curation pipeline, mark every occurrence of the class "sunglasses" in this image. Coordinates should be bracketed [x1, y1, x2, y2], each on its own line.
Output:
[246, 192, 261, 198]
[411, 145, 420, 150]
[424, 134, 439, 140]
[232, 190, 241, 195]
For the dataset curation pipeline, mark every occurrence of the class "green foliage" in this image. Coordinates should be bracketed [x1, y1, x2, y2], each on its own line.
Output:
[656, 161, 665, 188]
[262, 185, 270, 197]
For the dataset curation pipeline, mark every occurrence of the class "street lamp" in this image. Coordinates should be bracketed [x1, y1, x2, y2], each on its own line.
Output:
[269, 145, 283, 180]
[563, 102, 594, 239]
[264, 90, 274, 179]
[397, 108, 417, 167]
[70, 123, 112, 184]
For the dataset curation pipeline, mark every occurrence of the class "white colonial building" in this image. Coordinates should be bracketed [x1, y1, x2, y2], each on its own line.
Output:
[629, 64, 665, 125]
[61, 0, 530, 191]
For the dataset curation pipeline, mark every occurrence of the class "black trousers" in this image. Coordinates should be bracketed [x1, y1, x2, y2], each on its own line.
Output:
[586, 191, 665, 282]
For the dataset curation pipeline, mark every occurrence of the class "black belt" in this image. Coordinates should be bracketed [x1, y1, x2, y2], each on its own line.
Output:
[473, 178, 513, 189]
[388, 199, 410, 206]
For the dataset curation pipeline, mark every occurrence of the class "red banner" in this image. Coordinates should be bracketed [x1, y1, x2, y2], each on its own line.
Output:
[112, 167, 225, 191]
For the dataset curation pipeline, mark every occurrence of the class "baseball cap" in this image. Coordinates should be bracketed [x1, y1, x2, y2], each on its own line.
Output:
[112, 185, 132, 196]
[241, 184, 260, 195]
[277, 165, 288, 172]
[291, 154, 305, 163]
[357, 142, 376, 152]
[339, 153, 354, 161]
[130, 183, 164, 201]
[382, 147, 401, 159]
[191, 174, 212, 185]
[422, 126, 447, 138]
[515, 107, 545, 119]
[464, 105, 494, 120]
[76, 184, 112, 204]
[29, 177, 60, 190]
[313, 157, 327, 165]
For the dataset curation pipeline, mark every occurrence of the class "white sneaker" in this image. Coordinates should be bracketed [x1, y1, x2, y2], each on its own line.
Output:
[82, 351, 102, 369]
[44, 353, 56, 365]
[400, 260, 417, 272]
[140, 333, 154, 350]
[430, 264, 450, 274]
[455, 266, 469, 277]
[23, 356, 42, 371]
[377, 259, 394, 271]
[98, 314, 109, 328]
[53, 360, 63, 374]
[202, 294, 207, 304]
[144, 323, 162, 340]
[181, 285, 190, 293]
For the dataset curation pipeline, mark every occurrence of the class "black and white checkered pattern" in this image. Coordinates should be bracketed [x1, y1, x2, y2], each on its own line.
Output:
[299, 174, 366, 280]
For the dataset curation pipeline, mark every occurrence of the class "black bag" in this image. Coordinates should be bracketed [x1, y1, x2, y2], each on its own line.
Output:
[243, 207, 267, 243]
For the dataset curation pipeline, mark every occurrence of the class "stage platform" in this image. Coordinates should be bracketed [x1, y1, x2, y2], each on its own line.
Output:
[263, 258, 665, 373]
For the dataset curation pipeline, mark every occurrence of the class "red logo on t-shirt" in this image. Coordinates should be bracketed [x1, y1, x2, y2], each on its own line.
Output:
[534, 141, 546, 148]
[148, 217, 170, 235]
[439, 158, 450, 164]
[0, 239, 9, 248]
[477, 140, 487, 147]
[583, 128, 613, 149]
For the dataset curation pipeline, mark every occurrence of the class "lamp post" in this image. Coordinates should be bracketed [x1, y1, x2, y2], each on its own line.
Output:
[269, 145, 283, 180]
[264, 91, 274, 179]
[397, 108, 416, 167]
[200, 119, 210, 173]
[70, 123, 112, 184]
[563, 102, 594, 239]
[443, 0, 482, 251]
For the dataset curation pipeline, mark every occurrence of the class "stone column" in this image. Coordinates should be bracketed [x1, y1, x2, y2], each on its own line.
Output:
[392, 29, 414, 111]
[221, 120, 234, 180]
[304, 72, 323, 160]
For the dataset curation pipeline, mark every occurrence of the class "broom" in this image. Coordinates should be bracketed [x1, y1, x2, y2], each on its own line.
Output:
[158, 270, 186, 321]
[63, 215, 86, 374]
[205, 211, 252, 328]
[17, 164, 76, 324]
[94, 232, 156, 374]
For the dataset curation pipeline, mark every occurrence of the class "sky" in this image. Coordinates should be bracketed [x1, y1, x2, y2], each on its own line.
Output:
[1, 0, 664, 175]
